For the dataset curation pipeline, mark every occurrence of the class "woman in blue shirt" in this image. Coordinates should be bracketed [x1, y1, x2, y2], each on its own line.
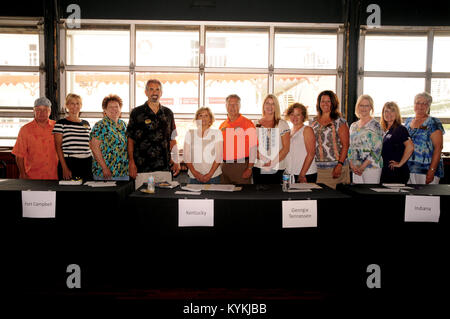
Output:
[404, 92, 445, 184]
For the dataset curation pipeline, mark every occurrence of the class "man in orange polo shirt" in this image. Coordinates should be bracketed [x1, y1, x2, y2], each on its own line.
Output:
[12, 97, 58, 180]
[219, 94, 257, 184]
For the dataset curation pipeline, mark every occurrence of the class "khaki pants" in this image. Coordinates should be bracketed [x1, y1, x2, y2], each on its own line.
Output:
[316, 164, 350, 189]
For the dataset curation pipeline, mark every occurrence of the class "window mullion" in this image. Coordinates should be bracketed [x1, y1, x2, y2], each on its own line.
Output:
[199, 24, 205, 108]
[357, 29, 366, 97]
[130, 23, 136, 112]
[268, 25, 274, 94]
[425, 30, 434, 93]
[59, 22, 67, 115]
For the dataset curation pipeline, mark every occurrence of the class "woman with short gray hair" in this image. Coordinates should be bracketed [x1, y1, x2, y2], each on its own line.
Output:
[404, 92, 445, 184]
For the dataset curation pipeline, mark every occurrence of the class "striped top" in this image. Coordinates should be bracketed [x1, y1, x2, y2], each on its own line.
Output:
[52, 118, 92, 158]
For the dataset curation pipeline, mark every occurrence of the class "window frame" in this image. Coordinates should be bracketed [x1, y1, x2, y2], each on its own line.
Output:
[0, 18, 46, 145]
[358, 25, 450, 124]
[59, 19, 344, 121]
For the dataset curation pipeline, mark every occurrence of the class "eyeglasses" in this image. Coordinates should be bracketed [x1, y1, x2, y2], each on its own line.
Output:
[415, 102, 429, 106]
[359, 104, 371, 108]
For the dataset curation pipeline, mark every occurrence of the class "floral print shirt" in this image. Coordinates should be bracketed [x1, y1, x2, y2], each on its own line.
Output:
[90, 116, 129, 178]
[348, 118, 383, 169]
[404, 116, 445, 178]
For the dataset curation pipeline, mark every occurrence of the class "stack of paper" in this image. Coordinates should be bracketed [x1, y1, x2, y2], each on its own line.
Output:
[289, 183, 322, 190]
[183, 184, 236, 192]
[84, 181, 117, 187]
[59, 179, 83, 185]
[156, 181, 180, 189]
[382, 183, 413, 190]
[370, 188, 408, 193]
[175, 190, 201, 195]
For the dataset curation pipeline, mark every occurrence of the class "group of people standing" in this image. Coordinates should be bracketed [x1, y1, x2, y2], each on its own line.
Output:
[347, 91, 444, 186]
[12, 78, 445, 189]
[12, 93, 130, 182]
[183, 90, 445, 188]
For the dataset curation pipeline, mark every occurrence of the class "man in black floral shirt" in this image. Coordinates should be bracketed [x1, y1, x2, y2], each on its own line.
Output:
[127, 79, 180, 180]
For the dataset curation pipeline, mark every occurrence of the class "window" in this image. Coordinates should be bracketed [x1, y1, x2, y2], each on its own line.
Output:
[0, 19, 45, 146]
[274, 30, 341, 116]
[59, 21, 343, 145]
[136, 27, 199, 67]
[205, 28, 268, 68]
[135, 72, 199, 114]
[63, 26, 130, 114]
[274, 33, 337, 69]
[359, 29, 450, 117]
[358, 27, 450, 152]
[66, 28, 129, 66]
[61, 22, 343, 117]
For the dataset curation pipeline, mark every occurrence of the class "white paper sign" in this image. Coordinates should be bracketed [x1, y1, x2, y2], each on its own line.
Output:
[282, 200, 317, 228]
[404, 195, 440, 223]
[178, 199, 214, 227]
[22, 191, 56, 218]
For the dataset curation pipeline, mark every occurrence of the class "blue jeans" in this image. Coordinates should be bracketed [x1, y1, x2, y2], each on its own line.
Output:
[189, 175, 221, 184]
[93, 174, 130, 181]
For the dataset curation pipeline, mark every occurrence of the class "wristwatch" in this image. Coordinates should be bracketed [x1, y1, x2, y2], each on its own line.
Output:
[429, 167, 436, 171]
[337, 161, 344, 166]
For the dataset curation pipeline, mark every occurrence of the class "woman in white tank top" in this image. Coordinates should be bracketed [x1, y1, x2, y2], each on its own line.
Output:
[285, 103, 317, 183]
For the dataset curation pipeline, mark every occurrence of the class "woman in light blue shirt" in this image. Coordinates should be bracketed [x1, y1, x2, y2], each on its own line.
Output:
[404, 92, 445, 184]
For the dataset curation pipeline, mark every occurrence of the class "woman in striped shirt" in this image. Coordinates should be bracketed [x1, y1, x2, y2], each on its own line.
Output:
[53, 93, 93, 181]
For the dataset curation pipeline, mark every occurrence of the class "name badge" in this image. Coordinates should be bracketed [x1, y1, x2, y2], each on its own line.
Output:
[282, 200, 317, 228]
[178, 199, 214, 227]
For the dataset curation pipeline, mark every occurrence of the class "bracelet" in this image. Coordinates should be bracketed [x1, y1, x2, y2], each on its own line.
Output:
[429, 167, 436, 171]
[337, 161, 344, 166]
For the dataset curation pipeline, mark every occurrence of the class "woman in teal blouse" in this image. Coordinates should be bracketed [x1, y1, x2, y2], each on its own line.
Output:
[90, 94, 129, 181]
[348, 94, 383, 184]
[404, 92, 445, 184]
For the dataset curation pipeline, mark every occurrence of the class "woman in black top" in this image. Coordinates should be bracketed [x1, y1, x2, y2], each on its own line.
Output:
[380, 102, 414, 184]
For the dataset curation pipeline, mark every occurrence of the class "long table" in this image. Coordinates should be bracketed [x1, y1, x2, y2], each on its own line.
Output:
[336, 183, 449, 304]
[3, 179, 447, 310]
[1, 179, 135, 295]
[126, 184, 354, 293]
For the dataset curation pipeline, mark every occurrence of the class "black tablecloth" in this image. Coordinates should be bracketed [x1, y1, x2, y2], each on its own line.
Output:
[1, 179, 135, 293]
[336, 183, 449, 302]
[129, 183, 350, 233]
[123, 184, 353, 292]
[4, 179, 446, 308]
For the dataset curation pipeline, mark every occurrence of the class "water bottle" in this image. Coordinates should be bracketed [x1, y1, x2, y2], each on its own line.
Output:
[289, 174, 296, 185]
[147, 174, 155, 193]
[282, 173, 290, 192]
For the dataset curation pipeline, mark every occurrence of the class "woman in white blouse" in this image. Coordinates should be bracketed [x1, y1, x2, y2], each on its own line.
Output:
[253, 94, 290, 184]
[284, 103, 317, 183]
[183, 107, 223, 184]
